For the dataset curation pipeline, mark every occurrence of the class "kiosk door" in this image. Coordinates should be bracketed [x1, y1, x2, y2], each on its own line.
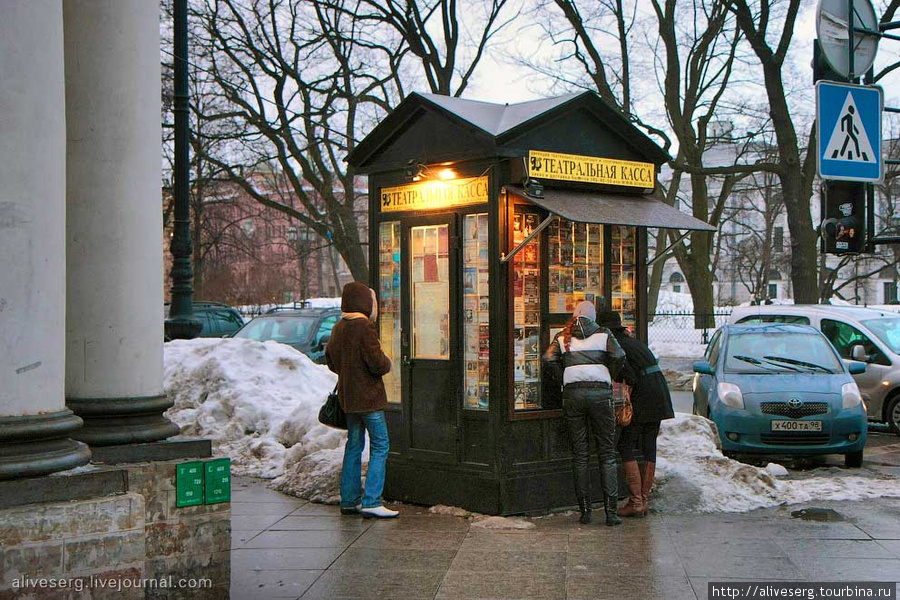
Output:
[401, 216, 459, 464]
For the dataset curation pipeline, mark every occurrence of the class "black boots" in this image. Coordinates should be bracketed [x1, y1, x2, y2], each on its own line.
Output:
[577, 497, 592, 524]
[604, 494, 622, 526]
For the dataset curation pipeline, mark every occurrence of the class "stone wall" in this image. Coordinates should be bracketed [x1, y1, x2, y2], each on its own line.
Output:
[126, 462, 230, 599]
[0, 492, 146, 599]
[0, 460, 230, 600]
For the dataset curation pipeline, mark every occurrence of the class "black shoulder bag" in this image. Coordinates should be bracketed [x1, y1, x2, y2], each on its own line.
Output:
[318, 383, 347, 430]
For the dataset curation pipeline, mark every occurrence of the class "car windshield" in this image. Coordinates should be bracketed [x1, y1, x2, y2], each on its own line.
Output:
[861, 317, 900, 354]
[233, 316, 317, 345]
[723, 332, 842, 374]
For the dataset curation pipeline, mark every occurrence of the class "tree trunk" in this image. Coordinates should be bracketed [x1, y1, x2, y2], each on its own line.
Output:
[647, 230, 668, 317]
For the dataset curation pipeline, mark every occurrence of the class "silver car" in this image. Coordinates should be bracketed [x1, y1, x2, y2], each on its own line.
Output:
[729, 305, 900, 435]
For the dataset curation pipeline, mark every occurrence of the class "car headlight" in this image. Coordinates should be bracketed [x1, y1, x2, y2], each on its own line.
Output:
[717, 382, 744, 409]
[842, 381, 862, 409]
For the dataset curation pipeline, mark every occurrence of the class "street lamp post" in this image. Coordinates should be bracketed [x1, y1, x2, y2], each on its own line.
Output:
[165, 0, 202, 340]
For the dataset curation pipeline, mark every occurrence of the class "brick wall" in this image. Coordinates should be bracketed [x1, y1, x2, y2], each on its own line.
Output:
[0, 460, 231, 600]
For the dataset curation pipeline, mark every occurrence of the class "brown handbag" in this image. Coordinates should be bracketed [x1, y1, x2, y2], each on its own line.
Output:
[616, 384, 633, 427]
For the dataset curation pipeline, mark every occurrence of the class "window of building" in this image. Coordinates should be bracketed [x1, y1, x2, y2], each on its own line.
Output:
[773, 227, 784, 253]
[767, 283, 778, 299]
[885, 281, 898, 304]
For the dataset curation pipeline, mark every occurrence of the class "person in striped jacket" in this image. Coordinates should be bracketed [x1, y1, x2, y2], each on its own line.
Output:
[543, 301, 626, 526]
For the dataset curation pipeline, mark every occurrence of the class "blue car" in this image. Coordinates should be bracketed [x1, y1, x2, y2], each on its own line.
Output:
[692, 323, 868, 467]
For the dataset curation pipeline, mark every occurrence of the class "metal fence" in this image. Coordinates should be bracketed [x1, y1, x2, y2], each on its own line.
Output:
[647, 311, 733, 347]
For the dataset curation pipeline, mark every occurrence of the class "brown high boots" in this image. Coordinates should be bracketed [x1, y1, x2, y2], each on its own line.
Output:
[618, 461, 645, 518]
[641, 461, 656, 515]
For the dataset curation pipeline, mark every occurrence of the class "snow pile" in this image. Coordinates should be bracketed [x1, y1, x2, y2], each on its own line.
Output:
[164, 339, 344, 481]
[656, 414, 900, 513]
[653, 290, 696, 313]
[163, 339, 900, 512]
[427, 505, 534, 529]
[305, 297, 341, 308]
[429, 505, 475, 517]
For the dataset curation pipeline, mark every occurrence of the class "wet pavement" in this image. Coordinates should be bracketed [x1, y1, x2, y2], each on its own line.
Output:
[229, 464, 900, 600]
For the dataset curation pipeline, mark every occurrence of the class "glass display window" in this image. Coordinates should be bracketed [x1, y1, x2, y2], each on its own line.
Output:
[548, 219, 604, 315]
[512, 209, 543, 411]
[610, 225, 637, 331]
[463, 213, 490, 410]
[379, 221, 402, 403]
[411, 224, 450, 359]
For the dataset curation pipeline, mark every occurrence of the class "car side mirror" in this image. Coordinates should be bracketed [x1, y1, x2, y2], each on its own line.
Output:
[848, 361, 867, 375]
[693, 360, 714, 376]
[851, 344, 867, 362]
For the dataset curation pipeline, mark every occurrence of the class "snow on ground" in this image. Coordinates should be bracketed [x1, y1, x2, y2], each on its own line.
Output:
[655, 414, 900, 513]
[164, 338, 344, 483]
[163, 338, 900, 512]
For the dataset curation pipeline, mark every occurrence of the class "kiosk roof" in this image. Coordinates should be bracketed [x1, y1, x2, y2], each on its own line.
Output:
[507, 185, 715, 231]
[347, 91, 670, 172]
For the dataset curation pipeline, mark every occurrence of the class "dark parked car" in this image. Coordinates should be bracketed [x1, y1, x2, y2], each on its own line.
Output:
[231, 306, 340, 364]
[692, 323, 868, 467]
[164, 302, 245, 340]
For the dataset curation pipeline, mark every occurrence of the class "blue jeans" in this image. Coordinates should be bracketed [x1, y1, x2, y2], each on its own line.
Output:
[340, 410, 390, 509]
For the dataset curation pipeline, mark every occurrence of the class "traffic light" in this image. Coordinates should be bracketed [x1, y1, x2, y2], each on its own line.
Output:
[821, 181, 866, 254]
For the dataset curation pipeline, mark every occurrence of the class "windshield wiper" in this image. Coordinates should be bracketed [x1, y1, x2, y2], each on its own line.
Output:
[732, 355, 781, 371]
[763, 355, 833, 374]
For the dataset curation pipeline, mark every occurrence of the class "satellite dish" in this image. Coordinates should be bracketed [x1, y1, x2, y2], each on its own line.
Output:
[816, 0, 880, 78]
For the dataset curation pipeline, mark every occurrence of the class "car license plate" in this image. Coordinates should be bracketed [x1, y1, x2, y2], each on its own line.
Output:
[770, 420, 822, 432]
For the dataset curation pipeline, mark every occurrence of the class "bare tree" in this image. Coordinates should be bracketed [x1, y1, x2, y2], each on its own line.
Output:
[723, 0, 821, 303]
[721, 166, 788, 302]
[545, 0, 750, 326]
[191, 0, 401, 281]
[345, 0, 515, 97]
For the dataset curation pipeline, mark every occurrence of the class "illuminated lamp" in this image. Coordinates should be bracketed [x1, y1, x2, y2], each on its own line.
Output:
[437, 168, 456, 180]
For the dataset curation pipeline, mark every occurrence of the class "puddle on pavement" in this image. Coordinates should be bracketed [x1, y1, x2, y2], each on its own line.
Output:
[790, 507, 844, 522]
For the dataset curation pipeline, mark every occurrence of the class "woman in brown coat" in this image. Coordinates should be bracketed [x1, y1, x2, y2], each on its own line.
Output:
[325, 282, 398, 519]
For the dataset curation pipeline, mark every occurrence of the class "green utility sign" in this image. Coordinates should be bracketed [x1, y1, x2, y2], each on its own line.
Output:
[175, 461, 204, 507]
[204, 458, 231, 504]
[175, 458, 231, 507]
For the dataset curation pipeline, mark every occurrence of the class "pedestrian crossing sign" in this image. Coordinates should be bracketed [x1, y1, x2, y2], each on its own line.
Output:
[817, 81, 883, 182]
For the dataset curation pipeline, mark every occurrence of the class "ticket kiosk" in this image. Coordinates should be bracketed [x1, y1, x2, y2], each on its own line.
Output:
[347, 92, 714, 514]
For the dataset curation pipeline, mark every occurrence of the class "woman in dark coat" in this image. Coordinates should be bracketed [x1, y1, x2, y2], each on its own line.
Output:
[597, 311, 674, 517]
[326, 282, 398, 519]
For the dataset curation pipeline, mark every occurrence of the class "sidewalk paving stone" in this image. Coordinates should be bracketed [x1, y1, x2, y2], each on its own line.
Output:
[301, 568, 446, 599]
[435, 569, 566, 600]
[228, 476, 900, 600]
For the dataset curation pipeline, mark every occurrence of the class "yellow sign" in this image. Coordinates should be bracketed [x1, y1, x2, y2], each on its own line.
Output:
[527, 150, 655, 189]
[380, 176, 489, 212]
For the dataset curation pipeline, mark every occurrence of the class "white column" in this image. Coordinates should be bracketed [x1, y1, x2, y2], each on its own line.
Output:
[0, 0, 90, 478]
[64, 0, 178, 445]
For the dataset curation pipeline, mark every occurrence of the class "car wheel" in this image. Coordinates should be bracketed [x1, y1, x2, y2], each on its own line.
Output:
[844, 451, 864, 468]
[886, 395, 900, 436]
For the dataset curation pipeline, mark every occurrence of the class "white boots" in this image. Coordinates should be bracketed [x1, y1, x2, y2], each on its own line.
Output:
[361, 505, 400, 519]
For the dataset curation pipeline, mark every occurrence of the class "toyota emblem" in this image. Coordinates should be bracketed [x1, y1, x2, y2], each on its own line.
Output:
[787, 398, 803, 409]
